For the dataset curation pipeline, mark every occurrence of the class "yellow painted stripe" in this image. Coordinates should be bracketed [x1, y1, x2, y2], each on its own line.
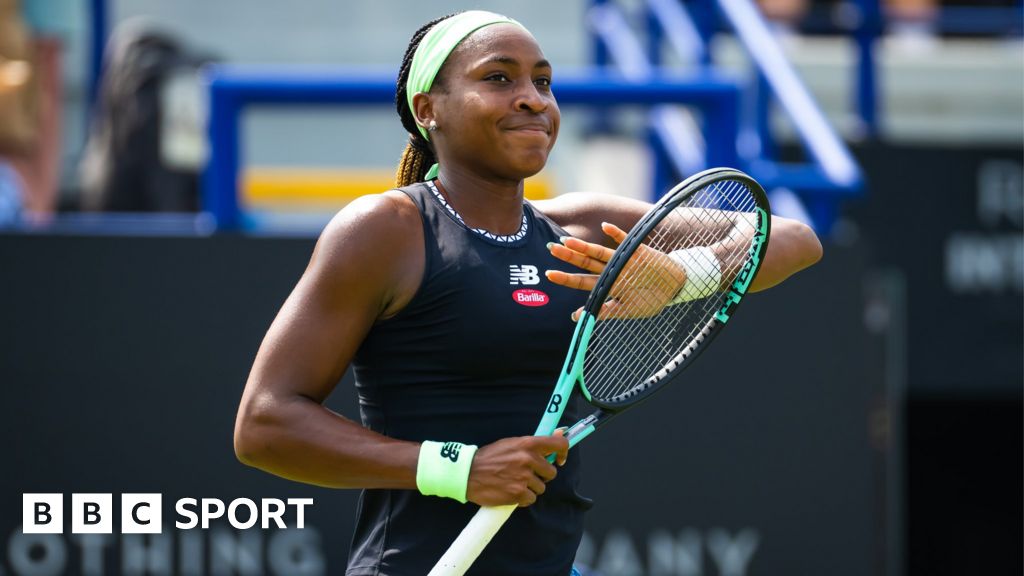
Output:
[242, 168, 554, 207]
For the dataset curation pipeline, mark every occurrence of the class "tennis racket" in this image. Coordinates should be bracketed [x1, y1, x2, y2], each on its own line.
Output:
[427, 167, 771, 575]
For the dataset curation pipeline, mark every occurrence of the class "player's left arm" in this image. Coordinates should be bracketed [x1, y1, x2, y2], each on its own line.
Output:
[535, 191, 822, 292]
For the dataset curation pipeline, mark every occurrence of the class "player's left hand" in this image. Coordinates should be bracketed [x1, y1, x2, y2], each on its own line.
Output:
[546, 222, 687, 321]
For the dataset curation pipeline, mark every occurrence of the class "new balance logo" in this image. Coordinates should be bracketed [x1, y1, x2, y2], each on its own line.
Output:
[509, 265, 540, 285]
[440, 442, 461, 463]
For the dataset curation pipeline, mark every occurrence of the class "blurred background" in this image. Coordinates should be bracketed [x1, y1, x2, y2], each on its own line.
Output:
[0, 0, 1020, 575]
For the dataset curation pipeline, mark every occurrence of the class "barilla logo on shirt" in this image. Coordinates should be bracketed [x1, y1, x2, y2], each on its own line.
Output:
[513, 289, 549, 307]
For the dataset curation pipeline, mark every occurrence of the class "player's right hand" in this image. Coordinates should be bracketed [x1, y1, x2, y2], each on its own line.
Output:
[465, 432, 569, 507]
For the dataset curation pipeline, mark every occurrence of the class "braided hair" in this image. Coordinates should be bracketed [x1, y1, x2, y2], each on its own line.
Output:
[395, 14, 459, 187]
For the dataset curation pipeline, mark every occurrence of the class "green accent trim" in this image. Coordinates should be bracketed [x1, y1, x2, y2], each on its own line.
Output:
[715, 206, 769, 323]
[575, 314, 596, 402]
[416, 440, 478, 503]
[534, 314, 596, 436]
[425, 163, 440, 180]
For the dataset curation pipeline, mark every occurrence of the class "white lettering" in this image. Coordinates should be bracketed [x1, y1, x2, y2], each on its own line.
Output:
[73, 534, 111, 576]
[977, 160, 1023, 227]
[228, 499, 259, 530]
[707, 528, 759, 576]
[638, 528, 704, 573]
[175, 498, 313, 530]
[596, 529, 644, 576]
[201, 499, 225, 529]
[267, 529, 325, 576]
[179, 530, 204, 575]
[647, 530, 676, 576]
[287, 499, 314, 530]
[580, 528, 759, 576]
[122, 533, 173, 576]
[575, 531, 596, 568]
[643, 529, 704, 576]
[675, 529, 703, 576]
[262, 499, 287, 530]
[175, 499, 198, 530]
[945, 234, 1024, 293]
[211, 528, 262, 575]
[8, 532, 67, 576]
[517, 292, 545, 302]
[2, 526, 327, 576]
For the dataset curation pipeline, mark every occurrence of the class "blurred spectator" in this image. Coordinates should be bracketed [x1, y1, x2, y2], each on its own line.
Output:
[887, 0, 939, 39]
[79, 20, 212, 212]
[0, 0, 34, 224]
[759, 0, 810, 31]
[758, 0, 941, 36]
[888, 0, 939, 23]
[0, 0, 69, 223]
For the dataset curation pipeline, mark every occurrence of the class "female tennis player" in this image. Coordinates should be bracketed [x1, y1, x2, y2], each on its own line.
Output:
[233, 11, 822, 576]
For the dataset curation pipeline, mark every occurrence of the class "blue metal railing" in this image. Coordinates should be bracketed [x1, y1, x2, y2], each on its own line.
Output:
[202, 1, 858, 232]
[203, 67, 741, 230]
[588, 0, 866, 231]
[933, 5, 1024, 35]
[83, 0, 1021, 233]
[854, 0, 884, 135]
[800, 2, 1024, 37]
[717, 0, 861, 185]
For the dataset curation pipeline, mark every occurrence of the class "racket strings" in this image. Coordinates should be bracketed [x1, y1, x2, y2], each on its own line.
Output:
[591, 181, 756, 350]
[584, 190, 758, 401]
[582, 179, 761, 404]
[592, 189, 758, 392]
[584, 231, 752, 400]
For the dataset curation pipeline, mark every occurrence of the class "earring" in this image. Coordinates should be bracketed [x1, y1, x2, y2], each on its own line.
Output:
[428, 120, 438, 132]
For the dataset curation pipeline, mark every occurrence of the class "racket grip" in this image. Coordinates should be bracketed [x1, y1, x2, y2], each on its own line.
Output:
[426, 504, 517, 576]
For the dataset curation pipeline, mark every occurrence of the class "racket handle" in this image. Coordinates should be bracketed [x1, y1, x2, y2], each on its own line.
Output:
[426, 504, 517, 576]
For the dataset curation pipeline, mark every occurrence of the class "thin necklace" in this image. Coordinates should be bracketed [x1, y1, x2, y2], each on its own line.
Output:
[427, 180, 528, 243]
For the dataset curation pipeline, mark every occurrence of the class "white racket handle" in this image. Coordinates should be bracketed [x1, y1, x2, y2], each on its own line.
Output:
[426, 504, 517, 576]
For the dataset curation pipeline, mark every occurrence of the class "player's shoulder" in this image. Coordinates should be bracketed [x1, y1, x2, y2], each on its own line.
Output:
[312, 189, 422, 274]
[319, 189, 420, 245]
[335, 188, 420, 226]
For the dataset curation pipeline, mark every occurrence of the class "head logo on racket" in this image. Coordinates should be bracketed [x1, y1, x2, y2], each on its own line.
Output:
[715, 206, 769, 323]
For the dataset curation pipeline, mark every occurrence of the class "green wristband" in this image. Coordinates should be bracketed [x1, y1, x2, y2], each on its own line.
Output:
[416, 440, 478, 503]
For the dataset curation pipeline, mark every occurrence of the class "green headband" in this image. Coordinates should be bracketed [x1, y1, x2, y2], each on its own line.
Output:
[406, 10, 527, 142]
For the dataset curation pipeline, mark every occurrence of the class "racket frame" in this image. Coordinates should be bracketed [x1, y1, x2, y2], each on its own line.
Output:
[562, 167, 771, 446]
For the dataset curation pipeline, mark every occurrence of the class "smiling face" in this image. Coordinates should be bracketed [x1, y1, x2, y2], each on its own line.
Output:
[414, 24, 560, 182]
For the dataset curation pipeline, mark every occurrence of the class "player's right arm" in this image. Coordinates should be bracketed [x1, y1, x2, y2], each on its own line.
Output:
[232, 192, 566, 505]
[233, 191, 423, 490]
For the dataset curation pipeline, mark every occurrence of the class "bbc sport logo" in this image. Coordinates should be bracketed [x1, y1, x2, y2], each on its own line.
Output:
[7, 494, 326, 576]
[23, 494, 314, 533]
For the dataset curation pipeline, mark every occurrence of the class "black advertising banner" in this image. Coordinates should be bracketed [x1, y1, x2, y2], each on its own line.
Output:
[850, 143, 1023, 393]
[847, 142, 1023, 575]
[0, 234, 877, 575]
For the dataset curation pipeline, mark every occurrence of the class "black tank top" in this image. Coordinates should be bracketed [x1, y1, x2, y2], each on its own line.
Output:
[346, 182, 592, 576]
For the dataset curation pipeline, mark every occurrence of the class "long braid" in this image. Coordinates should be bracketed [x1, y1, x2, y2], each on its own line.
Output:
[395, 14, 458, 187]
